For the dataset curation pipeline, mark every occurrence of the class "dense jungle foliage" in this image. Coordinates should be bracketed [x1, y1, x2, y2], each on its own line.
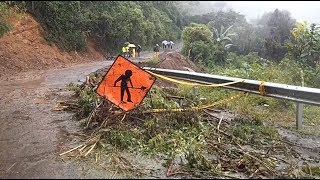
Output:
[178, 3, 320, 88]
[9, 1, 186, 52]
[2, 1, 320, 88]
[0, 2, 11, 37]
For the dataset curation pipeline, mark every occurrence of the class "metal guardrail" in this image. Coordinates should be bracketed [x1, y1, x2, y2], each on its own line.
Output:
[143, 67, 320, 106]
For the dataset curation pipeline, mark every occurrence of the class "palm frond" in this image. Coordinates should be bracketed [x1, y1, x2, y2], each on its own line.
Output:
[222, 25, 233, 37]
[222, 36, 232, 42]
[225, 44, 234, 49]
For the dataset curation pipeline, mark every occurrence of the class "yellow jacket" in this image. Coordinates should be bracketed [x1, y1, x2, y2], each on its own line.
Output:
[122, 46, 127, 53]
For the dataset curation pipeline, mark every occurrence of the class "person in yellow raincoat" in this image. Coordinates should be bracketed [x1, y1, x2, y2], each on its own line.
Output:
[153, 44, 159, 59]
[125, 46, 130, 58]
[122, 46, 127, 57]
[132, 47, 136, 58]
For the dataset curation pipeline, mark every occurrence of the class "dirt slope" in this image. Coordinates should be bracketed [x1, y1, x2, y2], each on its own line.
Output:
[0, 12, 104, 77]
[157, 51, 201, 72]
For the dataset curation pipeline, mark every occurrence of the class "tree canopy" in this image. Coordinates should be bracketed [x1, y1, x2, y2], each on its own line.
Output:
[11, 1, 185, 52]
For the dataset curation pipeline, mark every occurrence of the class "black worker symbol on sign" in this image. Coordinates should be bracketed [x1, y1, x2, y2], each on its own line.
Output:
[114, 70, 134, 103]
[113, 69, 149, 104]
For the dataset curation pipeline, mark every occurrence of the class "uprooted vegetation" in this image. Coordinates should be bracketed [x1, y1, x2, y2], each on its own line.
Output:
[57, 63, 320, 179]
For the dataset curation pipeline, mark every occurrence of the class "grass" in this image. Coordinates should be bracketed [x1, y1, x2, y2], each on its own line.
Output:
[302, 165, 320, 177]
[206, 53, 320, 136]
[199, 86, 320, 137]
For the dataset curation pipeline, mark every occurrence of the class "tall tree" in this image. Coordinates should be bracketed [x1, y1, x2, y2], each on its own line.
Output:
[286, 21, 320, 68]
[259, 9, 296, 62]
[211, 25, 236, 64]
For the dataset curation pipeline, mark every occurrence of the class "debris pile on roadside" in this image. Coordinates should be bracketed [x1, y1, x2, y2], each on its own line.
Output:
[57, 56, 320, 179]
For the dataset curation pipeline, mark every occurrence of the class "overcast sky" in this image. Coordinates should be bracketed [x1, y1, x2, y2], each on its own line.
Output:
[218, 1, 320, 23]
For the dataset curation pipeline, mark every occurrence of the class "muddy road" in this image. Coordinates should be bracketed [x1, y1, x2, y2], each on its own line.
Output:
[0, 44, 182, 179]
[0, 60, 118, 178]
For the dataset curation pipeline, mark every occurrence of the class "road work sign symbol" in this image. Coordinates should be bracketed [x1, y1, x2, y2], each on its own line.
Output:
[96, 55, 156, 111]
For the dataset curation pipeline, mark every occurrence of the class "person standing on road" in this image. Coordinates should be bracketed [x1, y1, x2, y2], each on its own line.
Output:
[136, 45, 142, 57]
[122, 46, 127, 57]
[153, 44, 159, 59]
[169, 41, 174, 49]
[162, 40, 167, 49]
[125, 45, 130, 58]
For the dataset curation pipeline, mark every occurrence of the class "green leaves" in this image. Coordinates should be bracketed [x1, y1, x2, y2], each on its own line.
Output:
[182, 23, 212, 53]
[287, 21, 320, 68]
[0, 2, 11, 37]
[16, 1, 184, 52]
[259, 9, 296, 61]
[182, 22, 237, 66]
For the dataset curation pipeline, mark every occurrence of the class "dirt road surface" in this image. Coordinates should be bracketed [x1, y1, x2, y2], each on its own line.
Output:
[0, 60, 119, 178]
[131, 41, 182, 61]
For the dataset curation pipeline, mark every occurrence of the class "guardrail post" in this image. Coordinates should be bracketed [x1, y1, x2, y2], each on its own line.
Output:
[296, 103, 303, 129]
[296, 70, 304, 130]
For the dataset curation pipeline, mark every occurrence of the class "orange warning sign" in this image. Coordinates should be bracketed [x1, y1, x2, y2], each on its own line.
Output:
[96, 55, 156, 111]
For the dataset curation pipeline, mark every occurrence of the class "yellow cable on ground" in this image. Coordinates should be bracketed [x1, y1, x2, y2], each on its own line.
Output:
[145, 93, 246, 113]
[146, 70, 244, 87]
[259, 81, 266, 96]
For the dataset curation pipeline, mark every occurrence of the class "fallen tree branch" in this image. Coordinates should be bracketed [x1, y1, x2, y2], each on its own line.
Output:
[59, 144, 84, 156]
[165, 95, 185, 99]
[217, 116, 223, 131]
[85, 101, 103, 129]
[84, 141, 98, 157]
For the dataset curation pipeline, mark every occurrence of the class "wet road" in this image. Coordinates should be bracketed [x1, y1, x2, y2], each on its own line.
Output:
[0, 60, 115, 178]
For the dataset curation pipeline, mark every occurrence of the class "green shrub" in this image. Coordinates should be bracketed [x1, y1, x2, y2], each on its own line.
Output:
[0, 21, 10, 37]
[0, 2, 11, 37]
[181, 23, 213, 55]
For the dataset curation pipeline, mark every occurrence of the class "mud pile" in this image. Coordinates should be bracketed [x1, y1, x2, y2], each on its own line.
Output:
[137, 51, 204, 87]
[157, 51, 201, 72]
[0, 12, 104, 77]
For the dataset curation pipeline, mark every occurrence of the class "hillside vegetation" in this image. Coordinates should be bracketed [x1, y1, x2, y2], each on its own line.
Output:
[10, 1, 186, 53]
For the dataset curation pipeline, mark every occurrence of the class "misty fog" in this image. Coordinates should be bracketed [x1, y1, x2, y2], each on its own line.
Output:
[179, 1, 320, 24]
